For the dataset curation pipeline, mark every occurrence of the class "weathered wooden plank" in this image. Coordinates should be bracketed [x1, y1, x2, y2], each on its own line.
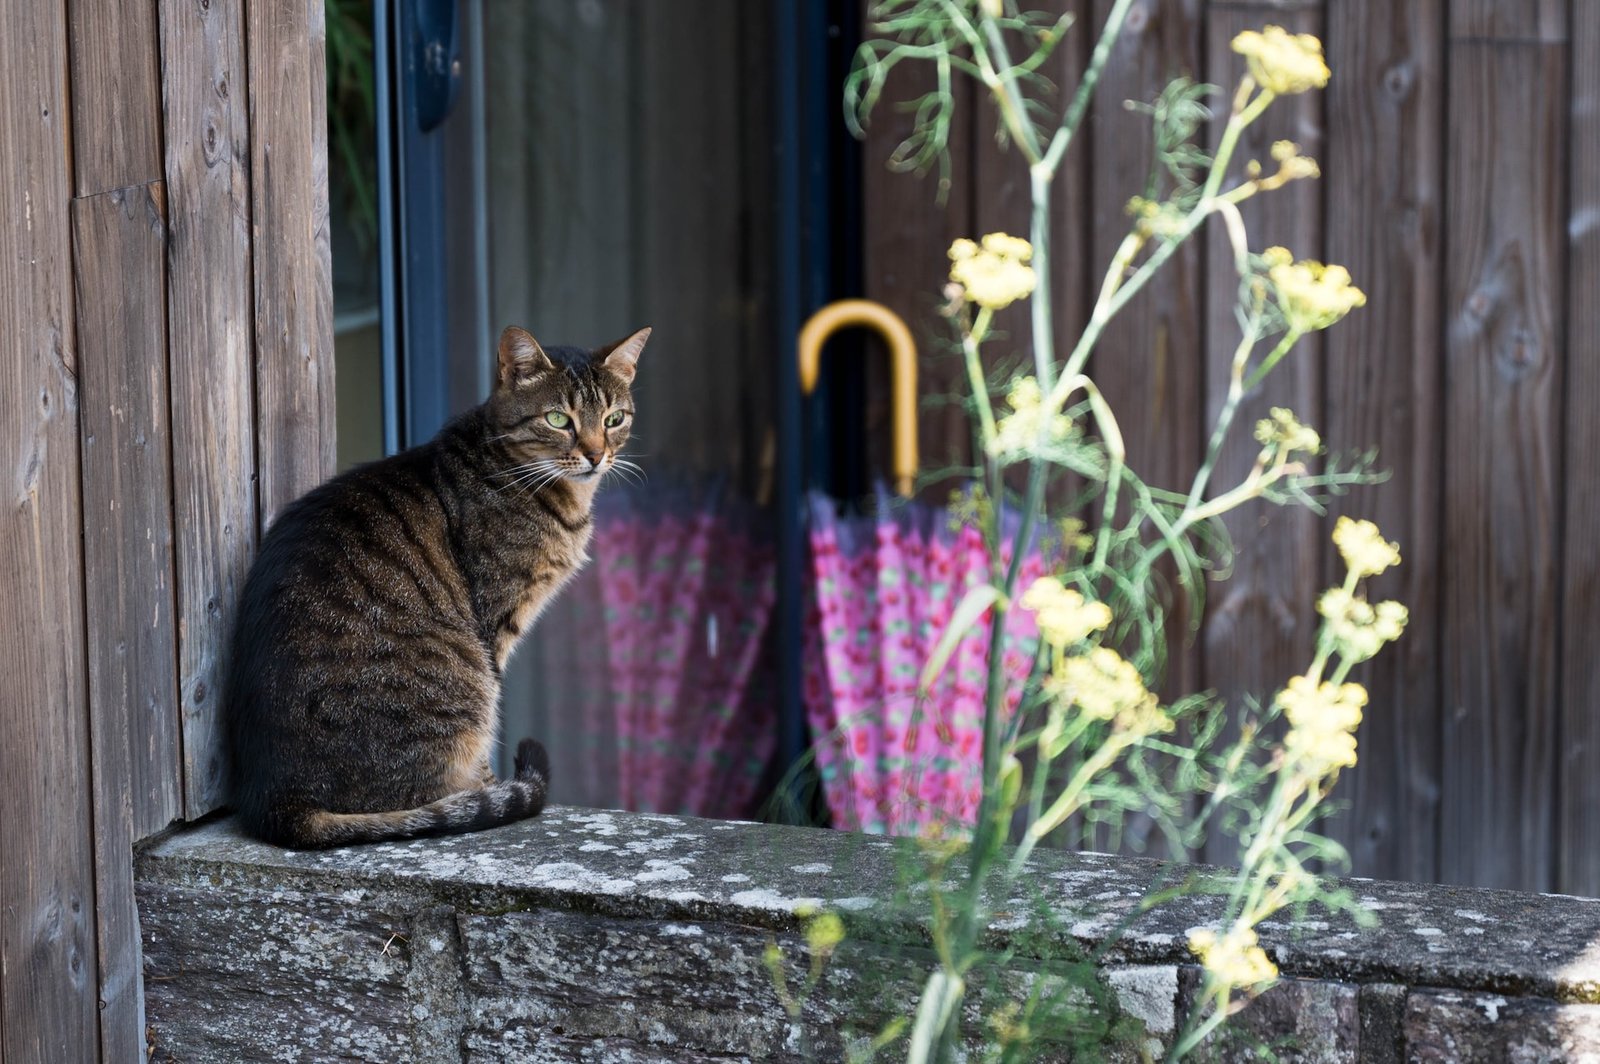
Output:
[1089, 0, 1204, 705]
[1209, 0, 1318, 9]
[972, 0, 1091, 376]
[860, 20, 976, 492]
[66, 0, 163, 195]
[307, 0, 334, 454]
[1320, 0, 1446, 884]
[1449, 0, 1566, 43]
[970, 0, 1089, 518]
[1558, 2, 1600, 897]
[0, 0, 101, 1058]
[160, 0, 259, 818]
[72, 182, 181, 1063]
[1089, 0, 1204, 480]
[1439, 41, 1564, 892]
[1198, 3, 1325, 865]
[248, 0, 337, 531]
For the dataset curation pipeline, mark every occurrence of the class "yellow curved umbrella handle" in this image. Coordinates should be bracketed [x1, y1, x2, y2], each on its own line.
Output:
[798, 299, 919, 498]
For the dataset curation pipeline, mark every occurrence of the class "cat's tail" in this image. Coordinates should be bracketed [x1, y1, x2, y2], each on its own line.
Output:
[270, 739, 551, 850]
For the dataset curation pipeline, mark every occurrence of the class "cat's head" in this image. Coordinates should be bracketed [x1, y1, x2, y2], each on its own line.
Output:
[486, 325, 649, 485]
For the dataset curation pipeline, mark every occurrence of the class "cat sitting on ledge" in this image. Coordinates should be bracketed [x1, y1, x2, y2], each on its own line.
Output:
[226, 325, 650, 849]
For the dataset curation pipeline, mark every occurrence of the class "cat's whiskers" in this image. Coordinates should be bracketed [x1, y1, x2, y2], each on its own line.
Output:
[509, 475, 558, 500]
[608, 458, 646, 486]
[604, 462, 644, 488]
[511, 465, 571, 500]
[489, 464, 547, 491]
[489, 458, 546, 481]
[492, 459, 562, 497]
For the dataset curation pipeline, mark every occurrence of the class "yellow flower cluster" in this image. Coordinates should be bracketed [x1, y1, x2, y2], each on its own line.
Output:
[947, 485, 995, 533]
[949, 233, 1037, 311]
[1019, 575, 1111, 649]
[1231, 26, 1330, 96]
[1263, 247, 1366, 333]
[1246, 141, 1322, 190]
[987, 1002, 1032, 1051]
[1271, 140, 1320, 180]
[1127, 196, 1188, 240]
[1254, 406, 1321, 456]
[991, 376, 1075, 457]
[1279, 674, 1367, 777]
[1189, 927, 1278, 988]
[1057, 516, 1095, 556]
[1318, 588, 1408, 663]
[804, 911, 845, 957]
[1053, 647, 1171, 738]
[1332, 515, 1401, 579]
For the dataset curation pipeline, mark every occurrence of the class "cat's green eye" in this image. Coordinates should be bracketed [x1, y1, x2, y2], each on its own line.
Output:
[545, 411, 572, 430]
[604, 410, 626, 429]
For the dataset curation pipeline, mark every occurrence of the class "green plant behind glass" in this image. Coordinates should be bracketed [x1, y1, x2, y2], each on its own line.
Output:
[326, 0, 378, 253]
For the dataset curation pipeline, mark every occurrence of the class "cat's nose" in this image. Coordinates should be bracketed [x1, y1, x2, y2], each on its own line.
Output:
[583, 450, 605, 468]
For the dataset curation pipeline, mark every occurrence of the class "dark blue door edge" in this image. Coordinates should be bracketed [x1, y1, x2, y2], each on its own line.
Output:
[375, 0, 461, 453]
[773, 0, 864, 823]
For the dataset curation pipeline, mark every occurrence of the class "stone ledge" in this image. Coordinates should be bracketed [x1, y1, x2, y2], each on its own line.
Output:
[137, 806, 1600, 1062]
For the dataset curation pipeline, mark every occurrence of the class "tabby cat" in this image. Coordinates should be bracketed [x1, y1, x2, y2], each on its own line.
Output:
[227, 325, 648, 849]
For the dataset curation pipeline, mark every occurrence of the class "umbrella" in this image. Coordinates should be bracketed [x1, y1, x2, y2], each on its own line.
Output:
[590, 481, 778, 818]
[798, 301, 1046, 837]
[803, 490, 1045, 835]
[517, 479, 777, 820]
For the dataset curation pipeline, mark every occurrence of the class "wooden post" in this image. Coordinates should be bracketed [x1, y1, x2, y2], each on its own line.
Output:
[1558, 0, 1599, 896]
[1199, 1, 1327, 865]
[1438, 21, 1567, 891]
[249, 0, 338, 533]
[0, 0, 100, 1058]
[1321, 0, 1446, 885]
[72, 182, 182, 1064]
[160, 0, 261, 820]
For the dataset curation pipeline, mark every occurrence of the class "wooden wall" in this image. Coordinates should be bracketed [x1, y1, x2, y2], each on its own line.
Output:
[0, 0, 333, 1059]
[864, 0, 1600, 894]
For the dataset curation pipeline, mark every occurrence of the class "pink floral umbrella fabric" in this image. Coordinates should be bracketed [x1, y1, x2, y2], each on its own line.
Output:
[583, 482, 778, 818]
[802, 491, 1047, 836]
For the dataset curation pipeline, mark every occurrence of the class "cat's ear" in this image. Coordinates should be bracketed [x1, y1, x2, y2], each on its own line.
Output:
[595, 327, 651, 384]
[498, 326, 553, 387]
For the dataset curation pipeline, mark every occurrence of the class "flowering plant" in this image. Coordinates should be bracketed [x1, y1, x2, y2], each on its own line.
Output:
[774, 4, 1402, 1062]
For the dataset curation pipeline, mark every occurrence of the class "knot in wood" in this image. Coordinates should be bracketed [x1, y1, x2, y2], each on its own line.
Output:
[1383, 60, 1414, 102]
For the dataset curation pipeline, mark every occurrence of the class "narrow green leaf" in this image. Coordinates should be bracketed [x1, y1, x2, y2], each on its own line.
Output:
[919, 583, 1003, 693]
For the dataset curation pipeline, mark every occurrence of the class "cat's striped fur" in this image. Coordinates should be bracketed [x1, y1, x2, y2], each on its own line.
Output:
[227, 325, 648, 848]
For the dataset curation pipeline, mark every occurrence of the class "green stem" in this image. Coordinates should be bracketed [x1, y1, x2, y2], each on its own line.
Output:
[1082, 380, 1129, 573]
[962, 311, 1000, 448]
[1018, 734, 1129, 863]
[1180, 303, 1283, 519]
[1243, 328, 1305, 393]
[1203, 88, 1274, 203]
[1041, 0, 1137, 174]
[979, 16, 1045, 166]
[1047, 85, 1275, 410]
[1029, 167, 1056, 389]
[970, 460, 1046, 878]
[1169, 985, 1233, 1062]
